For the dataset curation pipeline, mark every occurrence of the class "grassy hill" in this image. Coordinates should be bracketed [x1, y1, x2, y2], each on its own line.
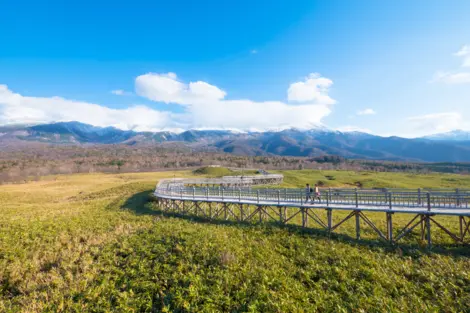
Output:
[0, 170, 469, 312]
[193, 166, 260, 177]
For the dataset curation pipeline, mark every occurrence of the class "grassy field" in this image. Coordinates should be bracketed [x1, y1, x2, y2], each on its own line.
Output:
[274, 169, 470, 189]
[0, 169, 469, 312]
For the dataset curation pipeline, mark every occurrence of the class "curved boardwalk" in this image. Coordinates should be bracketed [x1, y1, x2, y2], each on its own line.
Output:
[154, 174, 470, 248]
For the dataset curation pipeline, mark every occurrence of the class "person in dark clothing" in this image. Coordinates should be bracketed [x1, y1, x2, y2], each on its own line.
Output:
[305, 184, 312, 202]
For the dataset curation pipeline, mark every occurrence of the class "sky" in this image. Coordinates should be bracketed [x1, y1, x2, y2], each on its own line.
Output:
[1, 0, 470, 137]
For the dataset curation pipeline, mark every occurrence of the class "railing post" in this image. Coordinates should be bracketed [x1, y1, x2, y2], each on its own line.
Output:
[206, 187, 209, 200]
[277, 190, 280, 205]
[239, 188, 241, 202]
[418, 188, 421, 205]
[192, 186, 195, 200]
[257, 190, 259, 203]
[355, 188, 358, 208]
[222, 188, 224, 201]
[326, 191, 329, 207]
[388, 192, 392, 210]
[456, 188, 460, 206]
[300, 190, 303, 205]
[427, 192, 431, 212]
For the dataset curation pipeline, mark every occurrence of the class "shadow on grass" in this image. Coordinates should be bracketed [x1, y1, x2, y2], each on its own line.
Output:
[122, 190, 470, 258]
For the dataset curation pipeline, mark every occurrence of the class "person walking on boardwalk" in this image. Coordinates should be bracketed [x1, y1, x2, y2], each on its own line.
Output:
[305, 184, 312, 202]
[313, 184, 321, 203]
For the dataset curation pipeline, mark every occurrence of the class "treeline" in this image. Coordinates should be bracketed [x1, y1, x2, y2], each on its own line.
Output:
[0, 144, 469, 183]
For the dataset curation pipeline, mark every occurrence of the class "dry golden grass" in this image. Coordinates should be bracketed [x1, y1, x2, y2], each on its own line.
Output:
[0, 169, 469, 312]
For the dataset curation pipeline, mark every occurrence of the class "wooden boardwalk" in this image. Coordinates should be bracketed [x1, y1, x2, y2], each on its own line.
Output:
[154, 176, 470, 247]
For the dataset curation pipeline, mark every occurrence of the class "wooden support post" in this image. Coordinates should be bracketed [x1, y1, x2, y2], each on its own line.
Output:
[209, 202, 213, 218]
[240, 203, 244, 221]
[420, 215, 425, 241]
[460, 216, 464, 240]
[301, 208, 306, 227]
[426, 214, 432, 249]
[386, 212, 393, 242]
[355, 211, 361, 240]
[224, 203, 228, 220]
[327, 209, 332, 234]
[279, 207, 283, 223]
[258, 206, 263, 223]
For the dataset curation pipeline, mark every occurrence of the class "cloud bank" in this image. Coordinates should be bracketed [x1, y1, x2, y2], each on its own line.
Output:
[433, 45, 470, 84]
[0, 85, 173, 132]
[0, 72, 336, 132]
[135, 72, 335, 130]
[404, 112, 465, 137]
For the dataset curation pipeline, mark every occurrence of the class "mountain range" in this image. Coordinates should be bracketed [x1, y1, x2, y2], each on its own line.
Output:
[2, 121, 470, 162]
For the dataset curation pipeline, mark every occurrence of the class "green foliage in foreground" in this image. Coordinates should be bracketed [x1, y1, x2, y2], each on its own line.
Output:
[0, 170, 469, 312]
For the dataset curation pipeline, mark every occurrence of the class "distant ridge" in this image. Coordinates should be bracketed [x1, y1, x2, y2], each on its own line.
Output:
[422, 130, 470, 142]
[2, 121, 470, 162]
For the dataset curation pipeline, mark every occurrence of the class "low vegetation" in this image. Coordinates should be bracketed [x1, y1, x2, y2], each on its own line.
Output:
[0, 169, 469, 312]
[2, 144, 470, 184]
[193, 166, 260, 177]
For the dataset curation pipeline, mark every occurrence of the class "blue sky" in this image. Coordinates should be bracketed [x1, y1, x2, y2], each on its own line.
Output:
[1, 0, 470, 136]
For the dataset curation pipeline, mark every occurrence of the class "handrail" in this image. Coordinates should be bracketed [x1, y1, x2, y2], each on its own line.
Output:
[155, 174, 470, 212]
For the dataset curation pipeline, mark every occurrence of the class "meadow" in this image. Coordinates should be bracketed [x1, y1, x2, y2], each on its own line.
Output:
[0, 169, 469, 312]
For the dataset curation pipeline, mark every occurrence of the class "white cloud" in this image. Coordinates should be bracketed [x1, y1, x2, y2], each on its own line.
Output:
[357, 108, 376, 115]
[432, 45, 470, 84]
[111, 89, 132, 96]
[0, 72, 336, 132]
[432, 71, 470, 84]
[136, 72, 336, 130]
[0, 84, 174, 132]
[405, 112, 464, 137]
[455, 45, 470, 67]
[287, 73, 336, 104]
[135, 72, 226, 105]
